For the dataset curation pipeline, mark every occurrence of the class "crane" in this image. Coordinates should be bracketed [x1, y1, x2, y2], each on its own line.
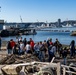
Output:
[0, 6, 1, 12]
[20, 15, 23, 23]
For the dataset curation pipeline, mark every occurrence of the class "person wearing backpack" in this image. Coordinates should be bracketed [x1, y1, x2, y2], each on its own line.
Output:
[62, 47, 68, 65]
[48, 43, 56, 62]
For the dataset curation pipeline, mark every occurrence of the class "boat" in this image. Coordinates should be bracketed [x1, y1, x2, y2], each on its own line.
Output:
[0, 28, 37, 37]
[62, 19, 73, 28]
[70, 31, 76, 36]
[62, 24, 73, 28]
[22, 28, 37, 35]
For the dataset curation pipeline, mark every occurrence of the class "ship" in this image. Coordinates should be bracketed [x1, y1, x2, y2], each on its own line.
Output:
[62, 19, 73, 28]
[62, 24, 73, 28]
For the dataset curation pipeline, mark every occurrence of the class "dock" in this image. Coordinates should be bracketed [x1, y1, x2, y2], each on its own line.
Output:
[37, 29, 72, 32]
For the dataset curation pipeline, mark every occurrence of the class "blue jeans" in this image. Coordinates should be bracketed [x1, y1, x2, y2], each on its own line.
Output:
[39, 51, 45, 62]
[63, 57, 67, 65]
[18, 49, 25, 55]
[8, 49, 12, 54]
[48, 52, 54, 62]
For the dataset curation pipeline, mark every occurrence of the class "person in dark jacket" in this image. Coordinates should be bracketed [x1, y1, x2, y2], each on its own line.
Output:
[70, 40, 75, 58]
[13, 44, 20, 54]
[62, 47, 68, 65]
[23, 38, 27, 47]
[7, 41, 12, 54]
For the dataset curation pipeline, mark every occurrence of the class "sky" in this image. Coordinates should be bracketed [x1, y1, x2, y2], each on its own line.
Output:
[0, 0, 76, 22]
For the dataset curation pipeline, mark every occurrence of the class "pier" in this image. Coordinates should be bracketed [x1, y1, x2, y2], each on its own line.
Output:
[37, 29, 72, 32]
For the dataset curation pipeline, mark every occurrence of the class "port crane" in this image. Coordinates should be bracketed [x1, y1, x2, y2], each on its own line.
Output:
[20, 15, 23, 23]
[0, 6, 1, 12]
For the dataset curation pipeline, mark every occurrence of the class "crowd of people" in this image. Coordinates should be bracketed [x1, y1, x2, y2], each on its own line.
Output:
[0, 36, 76, 62]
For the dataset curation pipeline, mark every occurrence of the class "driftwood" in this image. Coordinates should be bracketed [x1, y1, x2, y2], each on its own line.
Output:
[1, 65, 22, 75]
[5, 55, 15, 64]
[37, 70, 54, 75]
[0, 65, 4, 75]
[0, 54, 40, 65]
[0, 54, 76, 75]
[0, 54, 40, 75]
[0, 55, 12, 64]
[0, 61, 76, 75]
[1, 61, 55, 75]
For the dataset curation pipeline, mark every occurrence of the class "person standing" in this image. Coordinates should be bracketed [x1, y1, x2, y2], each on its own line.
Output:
[25, 41, 32, 54]
[9, 39, 16, 54]
[19, 40, 25, 55]
[34, 42, 40, 56]
[48, 43, 56, 62]
[39, 41, 45, 62]
[19, 37, 23, 42]
[10, 39, 16, 49]
[23, 38, 27, 47]
[13, 44, 19, 54]
[70, 40, 75, 58]
[54, 38, 61, 53]
[7, 41, 12, 54]
[15, 36, 19, 44]
[62, 47, 68, 65]
[47, 38, 51, 47]
[30, 38, 34, 52]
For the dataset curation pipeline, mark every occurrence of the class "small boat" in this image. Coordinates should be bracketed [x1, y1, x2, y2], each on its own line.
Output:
[70, 31, 76, 36]
[22, 29, 37, 35]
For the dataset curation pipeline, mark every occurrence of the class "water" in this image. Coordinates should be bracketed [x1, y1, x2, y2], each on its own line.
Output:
[2, 27, 76, 45]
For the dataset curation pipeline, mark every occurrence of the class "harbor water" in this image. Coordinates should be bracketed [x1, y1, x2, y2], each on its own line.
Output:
[2, 27, 76, 45]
